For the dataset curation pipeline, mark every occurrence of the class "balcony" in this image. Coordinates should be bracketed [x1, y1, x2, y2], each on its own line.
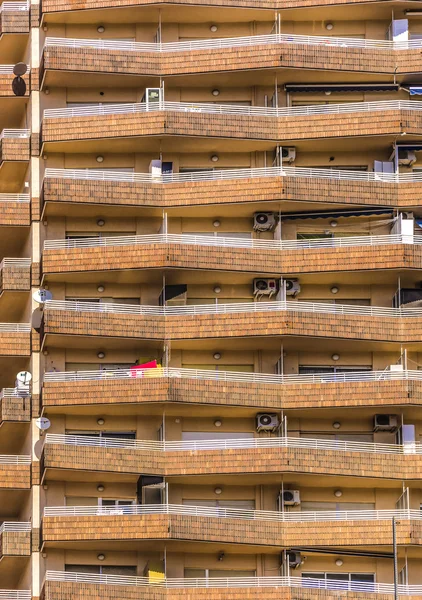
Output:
[41, 504, 421, 548]
[0, 195, 30, 226]
[42, 367, 422, 413]
[42, 232, 422, 277]
[42, 166, 416, 211]
[0, 2, 29, 35]
[39, 0, 392, 15]
[0, 455, 31, 488]
[0, 386, 30, 423]
[41, 100, 422, 148]
[40, 571, 421, 600]
[41, 298, 422, 344]
[0, 130, 30, 164]
[0, 522, 31, 558]
[0, 324, 31, 356]
[0, 259, 31, 295]
[41, 34, 422, 79]
[42, 433, 422, 480]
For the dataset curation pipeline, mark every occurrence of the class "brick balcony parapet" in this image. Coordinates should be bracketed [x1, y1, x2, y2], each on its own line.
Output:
[41, 242, 422, 277]
[0, 528, 31, 557]
[0, 136, 30, 163]
[43, 174, 418, 210]
[0, 331, 31, 356]
[0, 9, 29, 34]
[0, 394, 30, 422]
[0, 199, 31, 226]
[41, 108, 414, 145]
[0, 263, 31, 294]
[42, 443, 422, 480]
[41, 377, 422, 412]
[0, 463, 31, 488]
[41, 512, 421, 547]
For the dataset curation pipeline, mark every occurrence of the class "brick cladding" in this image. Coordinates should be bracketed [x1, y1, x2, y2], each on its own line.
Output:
[43, 175, 421, 210]
[41, 513, 422, 546]
[41, 377, 422, 411]
[42, 443, 422, 479]
[43, 308, 422, 343]
[42, 243, 422, 276]
[41, 580, 410, 600]
[0, 464, 31, 488]
[41, 44, 421, 76]
[0, 530, 31, 556]
[42, 109, 415, 144]
[0, 395, 30, 422]
[0, 264, 31, 294]
[0, 201, 31, 226]
[0, 137, 30, 163]
[0, 332, 31, 356]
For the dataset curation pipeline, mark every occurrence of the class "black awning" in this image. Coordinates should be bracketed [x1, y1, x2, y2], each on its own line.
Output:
[281, 208, 394, 221]
[284, 84, 400, 93]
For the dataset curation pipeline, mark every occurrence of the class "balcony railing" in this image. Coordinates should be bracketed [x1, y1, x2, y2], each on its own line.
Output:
[0, 455, 30, 464]
[42, 99, 422, 120]
[0, 522, 31, 534]
[42, 570, 422, 595]
[0, 386, 30, 399]
[0, 130, 30, 139]
[42, 366, 421, 386]
[43, 433, 420, 455]
[0, 324, 31, 332]
[43, 298, 422, 319]
[42, 503, 422, 523]
[0, 194, 30, 203]
[0, 1, 29, 11]
[43, 32, 422, 53]
[0, 593, 30, 600]
[0, 259, 31, 269]
[43, 232, 417, 252]
[43, 165, 422, 185]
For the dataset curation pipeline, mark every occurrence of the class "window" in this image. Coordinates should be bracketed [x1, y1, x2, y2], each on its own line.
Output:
[65, 430, 136, 440]
[182, 431, 254, 441]
[182, 499, 255, 509]
[183, 364, 254, 372]
[66, 231, 135, 239]
[65, 565, 137, 575]
[187, 231, 252, 239]
[100, 499, 135, 507]
[298, 366, 371, 375]
[184, 568, 256, 578]
[302, 572, 375, 583]
[301, 501, 375, 511]
[300, 299, 370, 306]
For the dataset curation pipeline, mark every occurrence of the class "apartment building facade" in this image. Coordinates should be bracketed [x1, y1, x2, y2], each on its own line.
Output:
[3, 0, 422, 598]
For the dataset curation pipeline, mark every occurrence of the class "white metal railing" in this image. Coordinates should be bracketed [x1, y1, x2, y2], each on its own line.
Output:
[43, 32, 422, 54]
[42, 165, 422, 185]
[0, 258, 31, 269]
[0, 323, 30, 332]
[42, 570, 422, 595]
[0, 129, 30, 139]
[0, 194, 30, 202]
[43, 298, 422, 320]
[42, 503, 421, 523]
[42, 99, 422, 120]
[0, 522, 31, 534]
[42, 366, 422, 386]
[0, 1, 29, 11]
[0, 593, 30, 600]
[0, 386, 30, 399]
[43, 232, 417, 252]
[0, 455, 30, 464]
[43, 432, 419, 455]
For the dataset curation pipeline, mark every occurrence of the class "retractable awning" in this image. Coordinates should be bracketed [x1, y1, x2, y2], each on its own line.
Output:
[281, 208, 393, 221]
[410, 87, 422, 95]
[284, 84, 400, 93]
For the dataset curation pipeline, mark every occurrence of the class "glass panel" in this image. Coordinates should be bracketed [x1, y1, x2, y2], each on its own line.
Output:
[350, 574, 375, 583]
[101, 566, 137, 575]
[302, 573, 326, 579]
[209, 570, 256, 577]
[182, 364, 254, 372]
[65, 565, 100, 573]
[326, 573, 350, 581]
[101, 432, 136, 440]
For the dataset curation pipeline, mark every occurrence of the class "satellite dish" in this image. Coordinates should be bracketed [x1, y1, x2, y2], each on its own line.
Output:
[33, 289, 53, 304]
[13, 62, 27, 77]
[16, 371, 32, 385]
[35, 417, 51, 431]
[12, 77, 26, 97]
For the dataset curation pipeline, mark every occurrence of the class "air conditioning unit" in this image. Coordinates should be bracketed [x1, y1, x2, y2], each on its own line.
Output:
[256, 413, 279, 432]
[253, 212, 276, 232]
[388, 364, 404, 372]
[282, 490, 301, 506]
[287, 551, 302, 569]
[253, 278, 278, 297]
[281, 147, 296, 163]
[284, 279, 301, 297]
[374, 414, 399, 432]
[398, 150, 416, 167]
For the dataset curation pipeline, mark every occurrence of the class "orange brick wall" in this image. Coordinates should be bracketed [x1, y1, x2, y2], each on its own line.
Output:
[0, 464, 31, 489]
